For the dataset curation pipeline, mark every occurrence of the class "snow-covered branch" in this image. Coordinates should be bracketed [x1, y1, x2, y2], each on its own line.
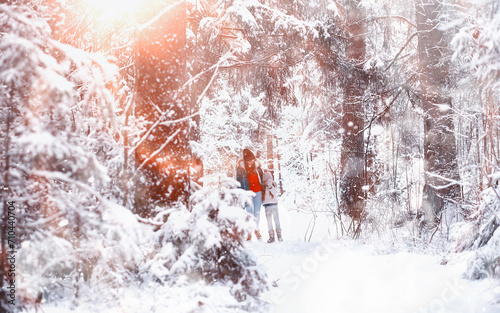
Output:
[138, 0, 184, 32]
[132, 128, 182, 177]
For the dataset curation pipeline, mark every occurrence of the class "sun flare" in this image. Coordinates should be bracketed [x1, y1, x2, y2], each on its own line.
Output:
[84, 0, 144, 20]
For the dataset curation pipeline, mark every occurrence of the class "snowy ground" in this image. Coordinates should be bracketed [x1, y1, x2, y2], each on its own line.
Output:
[30, 205, 500, 313]
[28, 237, 500, 313]
[250, 239, 500, 313]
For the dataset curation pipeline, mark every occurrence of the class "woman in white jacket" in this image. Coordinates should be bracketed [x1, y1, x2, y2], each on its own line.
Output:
[262, 170, 282, 242]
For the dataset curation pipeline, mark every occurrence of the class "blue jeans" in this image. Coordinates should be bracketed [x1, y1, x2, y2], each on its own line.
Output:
[246, 191, 262, 228]
[264, 204, 281, 232]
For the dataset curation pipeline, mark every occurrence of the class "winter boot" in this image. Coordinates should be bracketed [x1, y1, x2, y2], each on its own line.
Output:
[255, 230, 262, 241]
[267, 230, 275, 243]
[246, 234, 252, 241]
[276, 229, 283, 242]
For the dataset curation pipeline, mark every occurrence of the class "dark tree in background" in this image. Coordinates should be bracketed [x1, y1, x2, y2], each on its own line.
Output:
[133, 0, 191, 217]
[415, 0, 461, 227]
[339, 0, 368, 223]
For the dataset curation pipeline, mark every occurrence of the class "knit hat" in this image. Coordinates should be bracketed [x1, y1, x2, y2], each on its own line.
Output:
[262, 171, 273, 182]
[243, 149, 256, 162]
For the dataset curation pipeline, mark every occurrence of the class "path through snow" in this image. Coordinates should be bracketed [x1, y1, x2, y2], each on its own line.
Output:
[250, 240, 500, 313]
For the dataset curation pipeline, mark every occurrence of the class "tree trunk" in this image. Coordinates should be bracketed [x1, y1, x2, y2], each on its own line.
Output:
[415, 0, 461, 226]
[133, 1, 189, 217]
[339, 0, 368, 221]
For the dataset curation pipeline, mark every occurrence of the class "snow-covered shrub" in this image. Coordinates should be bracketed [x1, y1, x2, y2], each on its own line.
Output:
[462, 172, 500, 279]
[143, 175, 269, 307]
[449, 221, 476, 253]
[16, 203, 149, 305]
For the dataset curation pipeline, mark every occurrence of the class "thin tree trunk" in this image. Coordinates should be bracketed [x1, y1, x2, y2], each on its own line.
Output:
[277, 146, 283, 195]
[267, 134, 274, 173]
[122, 28, 139, 207]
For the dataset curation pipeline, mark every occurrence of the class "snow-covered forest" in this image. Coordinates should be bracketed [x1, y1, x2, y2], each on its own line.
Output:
[1, 0, 500, 312]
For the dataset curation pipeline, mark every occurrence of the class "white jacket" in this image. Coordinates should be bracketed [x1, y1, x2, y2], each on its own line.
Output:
[262, 171, 279, 205]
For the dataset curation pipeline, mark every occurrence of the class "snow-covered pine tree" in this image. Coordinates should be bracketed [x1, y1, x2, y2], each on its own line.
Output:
[450, 0, 500, 280]
[143, 175, 269, 309]
[0, 3, 144, 311]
